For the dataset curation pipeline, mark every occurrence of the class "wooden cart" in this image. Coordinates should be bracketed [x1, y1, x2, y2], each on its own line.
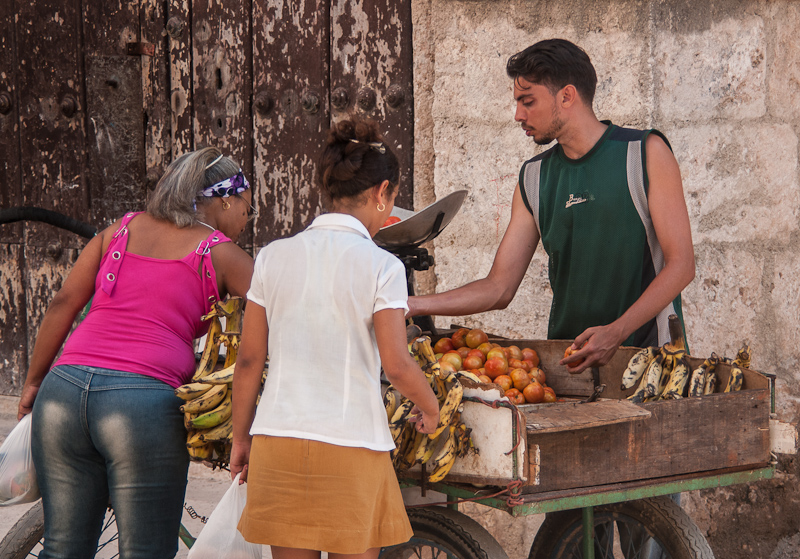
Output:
[388, 340, 776, 559]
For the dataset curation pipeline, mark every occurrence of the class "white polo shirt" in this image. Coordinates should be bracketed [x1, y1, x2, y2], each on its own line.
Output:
[247, 213, 408, 451]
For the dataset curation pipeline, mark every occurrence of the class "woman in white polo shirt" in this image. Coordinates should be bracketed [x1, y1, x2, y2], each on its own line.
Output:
[230, 117, 439, 559]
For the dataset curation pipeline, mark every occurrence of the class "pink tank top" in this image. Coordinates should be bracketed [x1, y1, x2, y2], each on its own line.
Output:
[55, 212, 230, 388]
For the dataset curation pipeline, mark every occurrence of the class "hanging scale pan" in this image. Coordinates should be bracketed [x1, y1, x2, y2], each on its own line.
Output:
[374, 190, 467, 249]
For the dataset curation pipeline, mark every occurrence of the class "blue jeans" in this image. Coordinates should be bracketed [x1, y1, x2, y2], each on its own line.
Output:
[31, 365, 190, 559]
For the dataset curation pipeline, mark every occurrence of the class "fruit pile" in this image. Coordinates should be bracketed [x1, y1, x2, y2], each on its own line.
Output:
[174, 297, 264, 467]
[432, 328, 556, 406]
[385, 336, 475, 483]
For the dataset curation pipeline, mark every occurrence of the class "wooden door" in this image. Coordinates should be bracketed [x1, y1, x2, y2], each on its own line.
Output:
[0, 0, 415, 393]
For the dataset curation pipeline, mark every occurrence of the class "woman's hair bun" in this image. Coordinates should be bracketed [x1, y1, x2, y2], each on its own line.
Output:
[318, 116, 399, 203]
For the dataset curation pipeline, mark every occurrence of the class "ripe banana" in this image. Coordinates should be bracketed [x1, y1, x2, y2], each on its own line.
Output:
[654, 353, 674, 400]
[455, 370, 482, 384]
[724, 366, 743, 392]
[187, 442, 213, 460]
[184, 412, 199, 431]
[687, 363, 707, 397]
[384, 388, 399, 422]
[429, 379, 463, 439]
[186, 430, 206, 448]
[643, 353, 664, 399]
[199, 417, 232, 443]
[192, 316, 222, 380]
[174, 382, 213, 401]
[621, 346, 657, 389]
[190, 393, 233, 429]
[661, 356, 689, 399]
[732, 345, 751, 369]
[180, 383, 227, 414]
[427, 425, 457, 483]
[703, 353, 720, 395]
[197, 363, 235, 385]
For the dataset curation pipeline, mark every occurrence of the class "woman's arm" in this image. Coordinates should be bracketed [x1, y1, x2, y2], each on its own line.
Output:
[212, 243, 254, 299]
[230, 301, 268, 482]
[374, 308, 439, 433]
[18, 232, 107, 418]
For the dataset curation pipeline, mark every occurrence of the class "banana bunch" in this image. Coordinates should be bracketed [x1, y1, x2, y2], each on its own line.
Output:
[386, 336, 475, 484]
[623, 327, 750, 401]
[175, 297, 251, 467]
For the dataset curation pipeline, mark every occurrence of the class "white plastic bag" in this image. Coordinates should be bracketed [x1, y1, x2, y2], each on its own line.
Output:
[0, 414, 40, 506]
[187, 473, 261, 559]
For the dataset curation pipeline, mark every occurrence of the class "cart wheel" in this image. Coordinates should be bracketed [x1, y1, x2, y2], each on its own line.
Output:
[528, 496, 714, 559]
[0, 500, 120, 559]
[381, 506, 509, 559]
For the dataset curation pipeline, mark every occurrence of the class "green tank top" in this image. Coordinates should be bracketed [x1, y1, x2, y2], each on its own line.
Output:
[519, 122, 685, 347]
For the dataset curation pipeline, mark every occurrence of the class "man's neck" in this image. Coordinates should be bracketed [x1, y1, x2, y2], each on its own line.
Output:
[557, 115, 608, 160]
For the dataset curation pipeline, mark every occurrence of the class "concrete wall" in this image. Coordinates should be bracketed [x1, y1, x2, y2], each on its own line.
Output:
[411, 1, 800, 557]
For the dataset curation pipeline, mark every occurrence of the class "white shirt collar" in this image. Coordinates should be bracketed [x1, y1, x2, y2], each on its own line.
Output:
[307, 213, 372, 240]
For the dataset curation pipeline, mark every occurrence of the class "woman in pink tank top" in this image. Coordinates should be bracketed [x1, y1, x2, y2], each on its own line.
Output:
[17, 148, 255, 559]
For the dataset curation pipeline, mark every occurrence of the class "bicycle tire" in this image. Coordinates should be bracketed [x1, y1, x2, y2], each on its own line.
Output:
[528, 496, 714, 559]
[380, 506, 509, 559]
[0, 501, 123, 559]
[0, 501, 44, 559]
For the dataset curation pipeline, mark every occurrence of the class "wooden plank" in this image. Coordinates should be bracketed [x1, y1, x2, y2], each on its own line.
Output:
[0, 0, 23, 243]
[16, 0, 88, 248]
[168, 0, 193, 157]
[141, 0, 171, 192]
[82, 0, 146, 225]
[23, 246, 76, 376]
[0, 243, 28, 395]
[192, 0, 253, 246]
[523, 387, 771, 494]
[252, 0, 329, 245]
[85, 55, 146, 225]
[331, 0, 414, 209]
[523, 399, 651, 434]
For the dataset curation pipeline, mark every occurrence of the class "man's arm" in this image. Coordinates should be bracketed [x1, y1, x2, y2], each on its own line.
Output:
[408, 184, 539, 317]
[562, 133, 696, 372]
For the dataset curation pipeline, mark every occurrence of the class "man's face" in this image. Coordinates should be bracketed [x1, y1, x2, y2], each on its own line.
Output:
[513, 76, 564, 145]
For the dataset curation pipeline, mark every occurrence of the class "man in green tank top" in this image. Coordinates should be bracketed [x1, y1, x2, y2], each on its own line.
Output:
[408, 39, 695, 374]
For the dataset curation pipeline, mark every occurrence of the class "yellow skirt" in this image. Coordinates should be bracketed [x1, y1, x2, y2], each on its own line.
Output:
[238, 435, 413, 554]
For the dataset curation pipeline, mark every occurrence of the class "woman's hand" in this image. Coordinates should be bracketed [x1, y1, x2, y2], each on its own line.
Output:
[229, 440, 251, 483]
[409, 405, 438, 435]
[17, 383, 40, 420]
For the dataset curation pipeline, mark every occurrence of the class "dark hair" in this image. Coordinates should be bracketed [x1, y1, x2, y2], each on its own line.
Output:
[318, 117, 400, 204]
[506, 39, 597, 106]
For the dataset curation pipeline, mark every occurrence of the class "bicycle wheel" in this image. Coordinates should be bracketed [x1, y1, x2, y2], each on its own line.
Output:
[528, 496, 714, 559]
[380, 506, 509, 559]
[0, 501, 120, 559]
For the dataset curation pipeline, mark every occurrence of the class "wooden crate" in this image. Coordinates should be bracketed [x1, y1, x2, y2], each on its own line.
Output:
[486, 340, 772, 494]
[427, 334, 771, 492]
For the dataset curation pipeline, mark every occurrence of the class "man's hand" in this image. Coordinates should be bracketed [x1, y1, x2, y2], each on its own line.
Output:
[559, 322, 627, 374]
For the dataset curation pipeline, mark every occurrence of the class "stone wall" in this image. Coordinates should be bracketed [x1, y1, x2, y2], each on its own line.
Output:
[411, 1, 800, 557]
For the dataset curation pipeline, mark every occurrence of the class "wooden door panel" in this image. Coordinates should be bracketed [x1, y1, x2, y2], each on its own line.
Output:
[253, 0, 330, 245]
[83, 1, 146, 226]
[16, 0, 88, 248]
[330, 0, 414, 209]
[0, 0, 22, 243]
[168, 0, 193, 157]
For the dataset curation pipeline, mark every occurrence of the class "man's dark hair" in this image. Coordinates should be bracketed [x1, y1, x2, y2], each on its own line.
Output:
[506, 39, 597, 106]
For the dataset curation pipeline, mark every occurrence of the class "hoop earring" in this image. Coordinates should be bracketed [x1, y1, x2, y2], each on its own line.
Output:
[222, 199, 231, 210]
[377, 202, 386, 212]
